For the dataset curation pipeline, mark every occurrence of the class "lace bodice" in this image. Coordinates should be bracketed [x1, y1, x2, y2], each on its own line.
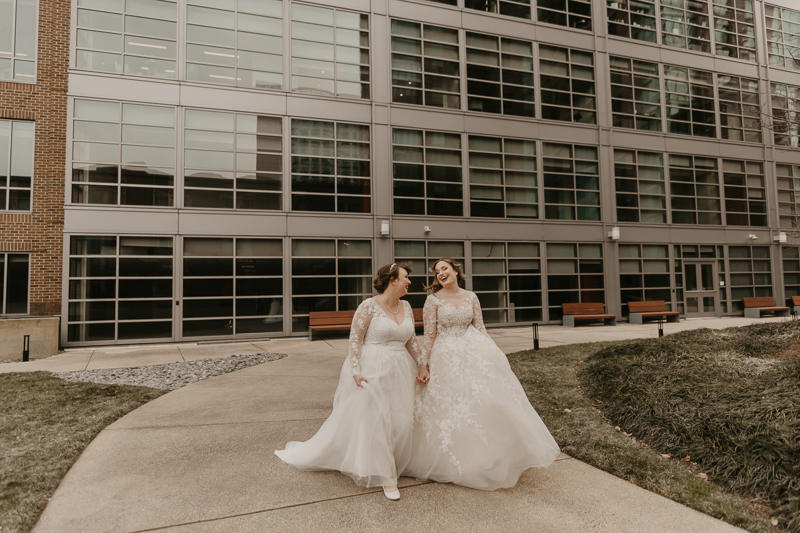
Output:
[420, 291, 488, 365]
[348, 298, 423, 376]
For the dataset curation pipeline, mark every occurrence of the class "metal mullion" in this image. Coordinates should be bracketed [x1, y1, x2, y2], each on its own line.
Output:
[2, 120, 10, 210]
[8, 1, 17, 74]
[0, 253, 6, 315]
[111, 236, 120, 341]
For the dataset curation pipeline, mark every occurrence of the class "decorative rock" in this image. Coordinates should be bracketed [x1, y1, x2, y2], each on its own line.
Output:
[52, 352, 286, 391]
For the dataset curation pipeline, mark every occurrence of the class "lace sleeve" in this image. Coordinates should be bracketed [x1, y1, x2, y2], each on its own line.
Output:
[470, 292, 489, 336]
[403, 301, 424, 367]
[420, 295, 438, 367]
[348, 299, 374, 376]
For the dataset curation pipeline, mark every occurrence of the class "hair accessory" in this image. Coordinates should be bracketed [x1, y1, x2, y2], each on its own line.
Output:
[390, 263, 396, 271]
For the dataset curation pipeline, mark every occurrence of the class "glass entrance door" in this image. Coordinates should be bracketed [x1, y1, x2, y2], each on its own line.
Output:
[683, 261, 719, 318]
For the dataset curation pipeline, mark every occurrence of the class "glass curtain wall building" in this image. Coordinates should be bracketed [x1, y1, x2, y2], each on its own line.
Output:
[63, 0, 800, 345]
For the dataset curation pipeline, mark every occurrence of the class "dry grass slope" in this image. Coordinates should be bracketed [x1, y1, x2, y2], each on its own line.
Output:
[0, 372, 165, 533]
[577, 322, 800, 532]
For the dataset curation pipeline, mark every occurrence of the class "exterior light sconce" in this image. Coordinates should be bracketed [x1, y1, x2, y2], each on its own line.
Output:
[774, 232, 787, 243]
[748, 234, 758, 240]
[424, 226, 431, 234]
[608, 226, 620, 240]
[380, 220, 390, 236]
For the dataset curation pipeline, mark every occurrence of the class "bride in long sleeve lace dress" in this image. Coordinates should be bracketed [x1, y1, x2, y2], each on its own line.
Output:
[275, 263, 428, 500]
[407, 257, 561, 491]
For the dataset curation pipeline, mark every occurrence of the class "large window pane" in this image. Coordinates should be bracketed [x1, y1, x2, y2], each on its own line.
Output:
[67, 235, 175, 342]
[1, 0, 39, 82]
[291, 119, 369, 213]
[71, 99, 175, 207]
[183, 237, 283, 337]
[0, 120, 33, 211]
[184, 109, 282, 211]
[292, 238, 370, 332]
[186, 0, 282, 89]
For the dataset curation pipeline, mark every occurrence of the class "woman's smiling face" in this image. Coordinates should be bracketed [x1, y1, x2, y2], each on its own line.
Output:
[434, 261, 456, 289]
[395, 267, 410, 294]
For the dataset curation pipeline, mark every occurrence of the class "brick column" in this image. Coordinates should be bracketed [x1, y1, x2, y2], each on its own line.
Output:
[0, 1, 70, 316]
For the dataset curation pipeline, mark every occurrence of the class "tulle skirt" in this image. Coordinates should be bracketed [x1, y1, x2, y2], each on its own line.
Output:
[408, 326, 561, 490]
[274, 342, 418, 488]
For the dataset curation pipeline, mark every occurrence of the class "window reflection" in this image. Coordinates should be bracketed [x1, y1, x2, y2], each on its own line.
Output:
[392, 128, 462, 216]
[186, 0, 283, 89]
[391, 20, 459, 109]
[291, 4, 370, 99]
[67, 236, 174, 343]
[182, 237, 284, 337]
[184, 109, 282, 211]
[0, 120, 33, 211]
[72, 99, 175, 207]
[468, 135, 537, 219]
[291, 238, 371, 332]
[291, 119, 370, 213]
[1, 0, 38, 82]
[76, 0, 178, 79]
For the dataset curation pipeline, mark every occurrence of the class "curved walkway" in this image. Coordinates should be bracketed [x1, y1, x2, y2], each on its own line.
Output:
[26, 318, 774, 532]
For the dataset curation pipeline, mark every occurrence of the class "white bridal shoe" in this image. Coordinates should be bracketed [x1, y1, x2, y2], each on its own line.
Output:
[383, 487, 400, 501]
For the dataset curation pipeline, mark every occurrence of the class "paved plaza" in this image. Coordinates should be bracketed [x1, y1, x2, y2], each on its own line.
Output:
[5, 317, 781, 532]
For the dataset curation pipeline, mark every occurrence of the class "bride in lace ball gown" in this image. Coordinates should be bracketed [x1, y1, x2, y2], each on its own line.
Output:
[275, 263, 429, 500]
[408, 257, 561, 490]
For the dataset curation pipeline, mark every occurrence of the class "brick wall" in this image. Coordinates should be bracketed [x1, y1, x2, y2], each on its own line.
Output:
[0, 0, 70, 316]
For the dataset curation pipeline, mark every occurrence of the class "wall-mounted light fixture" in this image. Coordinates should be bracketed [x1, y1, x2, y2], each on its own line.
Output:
[608, 226, 620, 240]
[774, 232, 787, 243]
[748, 234, 758, 240]
[424, 226, 431, 234]
[380, 220, 390, 236]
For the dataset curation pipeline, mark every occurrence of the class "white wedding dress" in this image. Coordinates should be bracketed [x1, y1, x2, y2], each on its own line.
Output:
[408, 291, 561, 490]
[274, 298, 422, 488]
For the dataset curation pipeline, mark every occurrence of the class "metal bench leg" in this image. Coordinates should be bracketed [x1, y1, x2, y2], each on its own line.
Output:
[562, 316, 575, 327]
[629, 313, 643, 324]
[308, 328, 314, 341]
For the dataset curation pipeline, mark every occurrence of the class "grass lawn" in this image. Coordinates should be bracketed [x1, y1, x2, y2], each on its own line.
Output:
[0, 372, 165, 533]
[508, 323, 798, 533]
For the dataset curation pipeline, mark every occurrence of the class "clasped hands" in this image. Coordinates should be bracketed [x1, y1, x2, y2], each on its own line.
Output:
[416, 364, 430, 385]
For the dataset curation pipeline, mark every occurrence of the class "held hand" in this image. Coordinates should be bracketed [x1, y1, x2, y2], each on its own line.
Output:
[354, 374, 369, 387]
[416, 365, 430, 385]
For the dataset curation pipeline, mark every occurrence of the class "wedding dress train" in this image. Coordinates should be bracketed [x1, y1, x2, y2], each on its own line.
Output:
[275, 299, 421, 488]
[407, 292, 560, 490]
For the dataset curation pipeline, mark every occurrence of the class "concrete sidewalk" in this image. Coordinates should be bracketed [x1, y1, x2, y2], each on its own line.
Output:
[24, 317, 777, 532]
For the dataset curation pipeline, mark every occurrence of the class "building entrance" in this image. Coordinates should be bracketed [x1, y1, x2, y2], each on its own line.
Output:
[683, 261, 720, 318]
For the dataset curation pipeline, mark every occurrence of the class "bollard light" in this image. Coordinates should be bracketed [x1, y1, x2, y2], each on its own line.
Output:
[657, 316, 664, 338]
[532, 323, 539, 351]
[22, 335, 30, 362]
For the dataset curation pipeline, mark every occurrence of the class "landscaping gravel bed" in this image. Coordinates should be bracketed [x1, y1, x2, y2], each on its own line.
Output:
[52, 352, 286, 390]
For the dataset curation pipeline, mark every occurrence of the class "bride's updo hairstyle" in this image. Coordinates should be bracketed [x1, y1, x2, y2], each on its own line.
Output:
[373, 262, 412, 294]
[424, 257, 467, 294]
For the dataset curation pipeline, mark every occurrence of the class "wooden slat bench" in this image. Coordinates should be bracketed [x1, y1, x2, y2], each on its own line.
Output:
[743, 297, 790, 318]
[628, 301, 680, 324]
[792, 296, 800, 315]
[308, 307, 424, 340]
[561, 303, 616, 327]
